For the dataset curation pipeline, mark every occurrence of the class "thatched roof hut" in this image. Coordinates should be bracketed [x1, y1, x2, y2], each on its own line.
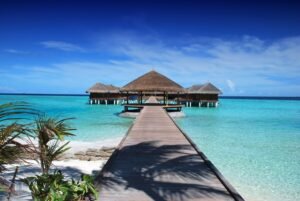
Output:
[86, 83, 119, 93]
[121, 70, 184, 92]
[187, 83, 222, 94]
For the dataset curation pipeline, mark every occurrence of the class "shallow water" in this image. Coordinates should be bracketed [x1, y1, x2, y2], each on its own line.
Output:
[0, 95, 299, 201]
[0, 95, 133, 141]
[176, 99, 300, 201]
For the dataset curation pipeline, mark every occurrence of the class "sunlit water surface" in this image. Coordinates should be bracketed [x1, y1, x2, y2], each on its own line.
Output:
[0, 95, 299, 201]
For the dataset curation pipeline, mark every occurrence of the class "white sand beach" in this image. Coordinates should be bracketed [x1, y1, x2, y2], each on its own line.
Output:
[1, 138, 122, 201]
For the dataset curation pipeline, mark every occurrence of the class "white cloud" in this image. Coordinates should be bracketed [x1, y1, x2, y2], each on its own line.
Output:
[1, 33, 300, 95]
[4, 49, 29, 54]
[226, 79, 236, 92]
[40, 41, 85, 52]
[94, 33, 300, 88]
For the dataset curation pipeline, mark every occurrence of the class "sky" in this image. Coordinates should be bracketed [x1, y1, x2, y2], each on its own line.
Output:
[0, 0, 300, 96]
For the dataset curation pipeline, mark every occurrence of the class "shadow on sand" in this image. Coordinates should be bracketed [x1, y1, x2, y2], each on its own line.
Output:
[1, 165, 86, 201]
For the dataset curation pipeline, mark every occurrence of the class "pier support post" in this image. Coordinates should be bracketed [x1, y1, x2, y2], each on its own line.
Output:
[198, 102, 200, 107]
[207, 102, 209, 108]
[105, 100, 108, 105]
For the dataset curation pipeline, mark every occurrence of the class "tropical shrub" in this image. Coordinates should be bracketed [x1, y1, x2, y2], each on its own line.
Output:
[0, 104, 99, 200]
[22, 170, 98, 201]
[0, 102, 35, 172]
[33, 116, 75, 174]
[23, 116, 98, 200]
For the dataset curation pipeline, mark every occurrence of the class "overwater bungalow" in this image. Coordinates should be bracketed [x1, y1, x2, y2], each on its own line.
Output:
[183, 82, 222, 107]
[120, 70, 184, 112]
[86, 70, 222, 108]
[86, 83, 122, 105]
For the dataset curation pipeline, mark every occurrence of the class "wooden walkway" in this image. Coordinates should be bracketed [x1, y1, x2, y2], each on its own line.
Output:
[95, 98, 244, 201]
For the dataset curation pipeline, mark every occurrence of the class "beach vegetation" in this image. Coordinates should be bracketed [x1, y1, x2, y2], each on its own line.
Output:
[0, 102, 35, 173]
[0, 103, 98, 200]
[22, 116, 98, 200]
[32, 116, 75, 174]
[0, 102, 37, 199]
[22, 170, 98, 201]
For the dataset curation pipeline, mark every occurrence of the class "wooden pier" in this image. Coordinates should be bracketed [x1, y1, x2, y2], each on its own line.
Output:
[95, 97, 244, 201]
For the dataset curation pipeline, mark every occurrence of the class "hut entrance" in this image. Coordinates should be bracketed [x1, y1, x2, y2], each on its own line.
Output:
[121, 70, 184, 111]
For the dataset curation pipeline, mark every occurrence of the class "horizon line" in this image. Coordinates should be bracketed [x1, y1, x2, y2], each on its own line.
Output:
[0, 93, 300, 100]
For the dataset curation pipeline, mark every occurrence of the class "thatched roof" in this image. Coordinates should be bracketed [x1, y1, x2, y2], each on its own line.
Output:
[86, 83, 119, 93]
[187, 83, 222, 94]
[121, 70, 184, 92]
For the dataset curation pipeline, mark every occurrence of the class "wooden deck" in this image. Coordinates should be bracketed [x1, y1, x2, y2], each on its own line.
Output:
[95, 98, 244, 201]
[123, 104, 183, 110]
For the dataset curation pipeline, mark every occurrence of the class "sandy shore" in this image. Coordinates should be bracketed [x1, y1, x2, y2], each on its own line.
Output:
[1, 137, 123, 201]
[67, 137, 122, 154]
[1, 159, 107, 201]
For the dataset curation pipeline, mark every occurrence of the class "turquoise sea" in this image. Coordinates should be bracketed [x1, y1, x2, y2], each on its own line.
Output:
[0, 95, 299, 201]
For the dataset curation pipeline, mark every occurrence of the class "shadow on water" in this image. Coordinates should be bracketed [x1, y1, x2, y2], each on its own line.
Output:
[95, 141, 233, 201]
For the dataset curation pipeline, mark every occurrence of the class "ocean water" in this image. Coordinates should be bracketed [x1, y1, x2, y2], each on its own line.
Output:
[0, 95, 299, 201]
[0, 95, 133, 141]
[176, 99, 300, 201]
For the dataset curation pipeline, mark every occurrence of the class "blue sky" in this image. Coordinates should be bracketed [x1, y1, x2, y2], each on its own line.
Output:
[1, 0, 300, 96]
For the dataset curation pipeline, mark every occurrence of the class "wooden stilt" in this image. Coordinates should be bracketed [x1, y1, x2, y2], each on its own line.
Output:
[166, 92, 169, 106]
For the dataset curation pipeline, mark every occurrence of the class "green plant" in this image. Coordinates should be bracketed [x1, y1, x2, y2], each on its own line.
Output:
[22, 170, 98, 201]
[33, 116, 75, 174]
[0, 102, 35, 172]
[68, 174, 98, 200]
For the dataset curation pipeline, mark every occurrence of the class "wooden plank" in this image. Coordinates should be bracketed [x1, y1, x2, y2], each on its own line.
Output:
[95, 98, 244, 201]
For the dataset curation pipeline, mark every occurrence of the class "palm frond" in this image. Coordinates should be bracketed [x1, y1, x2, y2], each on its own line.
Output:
[0, 102, 39, 122]
[0, 102, 37, 173]
[33, 116, 75, 174]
